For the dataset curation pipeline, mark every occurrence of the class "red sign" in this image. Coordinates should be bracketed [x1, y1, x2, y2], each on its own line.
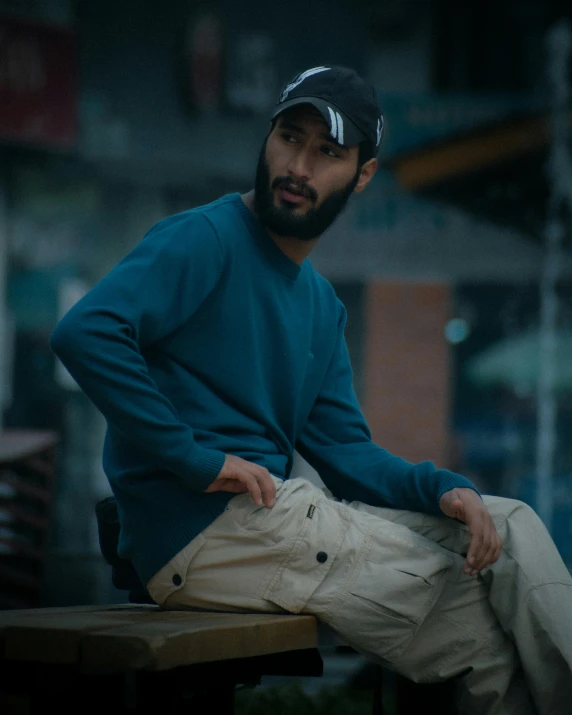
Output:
[0, 16, 77, 149]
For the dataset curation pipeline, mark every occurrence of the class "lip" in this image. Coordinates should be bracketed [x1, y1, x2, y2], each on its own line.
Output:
[278, 187, 307, 205]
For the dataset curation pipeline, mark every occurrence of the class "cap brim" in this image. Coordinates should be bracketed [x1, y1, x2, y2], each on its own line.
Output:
[271, 97, 366, 148]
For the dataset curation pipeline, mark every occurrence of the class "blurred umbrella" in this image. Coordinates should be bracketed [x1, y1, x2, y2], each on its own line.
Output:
[466, 329, 572, 393]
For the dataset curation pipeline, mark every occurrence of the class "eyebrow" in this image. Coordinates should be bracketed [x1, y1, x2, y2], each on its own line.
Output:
[279, 119, 348, 151]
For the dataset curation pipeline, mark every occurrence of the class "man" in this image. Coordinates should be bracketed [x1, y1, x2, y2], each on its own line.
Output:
[50, 66, 571, 714]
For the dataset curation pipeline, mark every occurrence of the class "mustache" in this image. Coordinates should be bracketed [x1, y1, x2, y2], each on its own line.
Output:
[271, 176, 318, 203]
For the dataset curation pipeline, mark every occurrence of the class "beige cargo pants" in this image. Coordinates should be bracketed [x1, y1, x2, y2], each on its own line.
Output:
[147, 477, 572, 715]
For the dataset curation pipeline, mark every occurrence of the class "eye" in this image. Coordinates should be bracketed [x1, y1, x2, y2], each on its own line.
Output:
[281, 132, 298, 143]
[322, 145, 342, 158]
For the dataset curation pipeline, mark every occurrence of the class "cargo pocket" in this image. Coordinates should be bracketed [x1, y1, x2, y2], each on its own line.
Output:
[263, 497, 349, 614]
[146, 533, 206, 607]
[224, 476, 294, 536]
[331, 526, 453, 662]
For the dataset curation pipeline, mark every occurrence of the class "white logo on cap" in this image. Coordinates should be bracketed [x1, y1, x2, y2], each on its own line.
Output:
[279, 66, 330, 102]
[376, 116, 384, 146]
[327, 107, 345, 145]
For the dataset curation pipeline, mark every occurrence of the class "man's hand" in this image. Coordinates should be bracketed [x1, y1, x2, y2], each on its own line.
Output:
[204, 455, 276, 508]
[439, 488, 503, 577]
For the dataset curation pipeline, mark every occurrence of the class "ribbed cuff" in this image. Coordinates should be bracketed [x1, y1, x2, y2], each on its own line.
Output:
[183, 447, 227, 492]
[436, 470, 482, 511]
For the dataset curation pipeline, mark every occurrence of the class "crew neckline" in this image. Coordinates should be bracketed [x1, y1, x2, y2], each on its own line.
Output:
[232, 194, 303, 281]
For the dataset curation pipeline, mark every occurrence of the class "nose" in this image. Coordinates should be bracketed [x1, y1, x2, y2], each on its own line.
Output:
[287, 145, 313, 183]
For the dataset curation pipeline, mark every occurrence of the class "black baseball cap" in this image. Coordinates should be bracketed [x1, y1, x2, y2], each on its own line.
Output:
[272, 65, 384, 156]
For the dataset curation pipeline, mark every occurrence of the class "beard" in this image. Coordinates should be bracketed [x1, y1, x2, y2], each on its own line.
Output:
[253, 140, 360, 241]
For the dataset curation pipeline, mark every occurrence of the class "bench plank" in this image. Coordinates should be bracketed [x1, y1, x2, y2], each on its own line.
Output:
[0, 605, 318, 672]
[83, 611, 318, 671]
[0, 605, 162, 664]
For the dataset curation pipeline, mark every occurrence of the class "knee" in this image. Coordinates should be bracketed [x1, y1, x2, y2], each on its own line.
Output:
[484, 495, 534, 518]
[501, 497, 536, 516]
[483, 496, 544, 538]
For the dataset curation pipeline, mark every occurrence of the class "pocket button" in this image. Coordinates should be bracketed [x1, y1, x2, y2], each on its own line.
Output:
[316, 551, 328, 564]
[172, 573, 182, 586]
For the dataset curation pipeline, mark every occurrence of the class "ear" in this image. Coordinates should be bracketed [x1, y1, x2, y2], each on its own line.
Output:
[353, 158, 378, 194]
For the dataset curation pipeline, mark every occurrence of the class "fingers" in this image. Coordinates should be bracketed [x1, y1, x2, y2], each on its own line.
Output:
[253, 466, 277, 508]
[443, 490, 503, 577]
[239, 462, 276, 507]
[243, 473, 264, 506]
[464, 511, 503, 577]
[209, 455, 276, 507]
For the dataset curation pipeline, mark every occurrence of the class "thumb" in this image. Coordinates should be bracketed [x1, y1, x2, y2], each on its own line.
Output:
[450, 498, 466, 522]
[441, 490, 465, 520]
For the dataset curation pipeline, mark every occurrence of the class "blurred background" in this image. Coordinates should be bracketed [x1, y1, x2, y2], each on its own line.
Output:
[0, 0, 571, 637]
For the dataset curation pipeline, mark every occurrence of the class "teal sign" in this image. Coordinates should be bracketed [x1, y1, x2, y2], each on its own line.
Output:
[377, 92, 547, 158]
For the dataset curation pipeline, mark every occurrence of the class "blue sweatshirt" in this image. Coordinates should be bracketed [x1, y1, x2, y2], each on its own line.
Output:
[50, 193, 478, 586]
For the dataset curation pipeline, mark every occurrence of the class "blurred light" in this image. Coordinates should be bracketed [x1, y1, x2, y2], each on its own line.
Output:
[445, 318, 470, 344]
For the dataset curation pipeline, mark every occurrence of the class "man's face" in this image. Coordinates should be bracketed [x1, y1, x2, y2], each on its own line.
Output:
[254, 106, 366, 240]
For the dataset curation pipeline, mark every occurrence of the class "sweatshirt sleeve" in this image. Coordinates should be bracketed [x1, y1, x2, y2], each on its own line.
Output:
[296, 303, 480, 514]
[49, 211, 226, 492]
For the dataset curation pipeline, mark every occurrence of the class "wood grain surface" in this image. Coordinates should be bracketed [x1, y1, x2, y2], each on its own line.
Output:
[0, 604, 318, 672]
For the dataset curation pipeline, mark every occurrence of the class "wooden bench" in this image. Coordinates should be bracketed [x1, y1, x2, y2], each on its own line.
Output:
[0, 605, 458, 715]
[0, 603, 324, 714]
[0, 498, 455, 714]
[90, 498, 456, 715]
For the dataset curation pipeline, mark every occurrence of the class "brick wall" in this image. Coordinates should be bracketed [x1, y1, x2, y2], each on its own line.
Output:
[363, 281, 452, 468]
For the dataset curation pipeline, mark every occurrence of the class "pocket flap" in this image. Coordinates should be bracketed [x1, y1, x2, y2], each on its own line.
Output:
[264, 498, 349, 613]
[147, 533, 206, 606]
